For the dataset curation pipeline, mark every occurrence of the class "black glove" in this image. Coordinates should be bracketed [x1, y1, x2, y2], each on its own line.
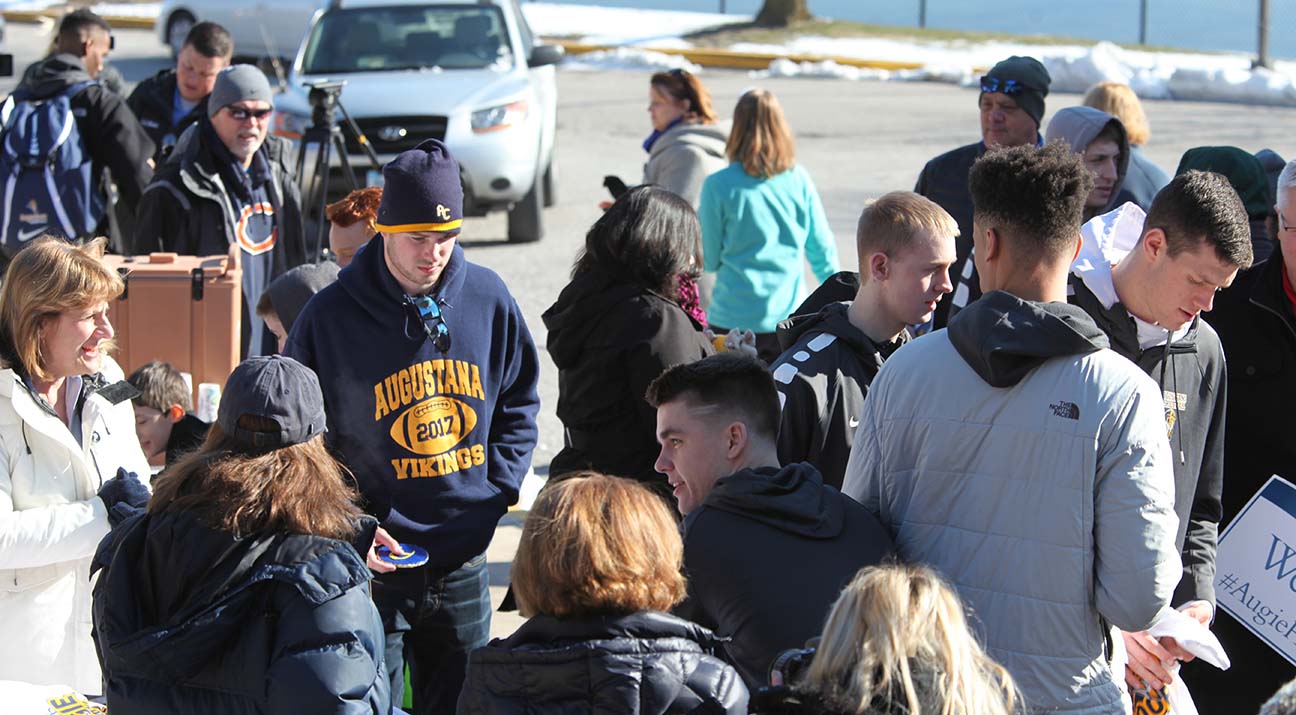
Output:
[97, 467, 150, 526]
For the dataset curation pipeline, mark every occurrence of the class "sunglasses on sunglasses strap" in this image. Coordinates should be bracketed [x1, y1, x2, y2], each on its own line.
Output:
[410, 295, 452, 352]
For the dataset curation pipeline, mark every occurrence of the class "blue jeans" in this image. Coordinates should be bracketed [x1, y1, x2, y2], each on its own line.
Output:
[372, 552, 491, 715]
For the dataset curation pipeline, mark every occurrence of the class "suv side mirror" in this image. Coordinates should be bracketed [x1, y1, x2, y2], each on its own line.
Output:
[528, 44, 564, 68]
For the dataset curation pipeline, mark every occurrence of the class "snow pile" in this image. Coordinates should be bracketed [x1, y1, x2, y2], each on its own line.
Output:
[560, 47, 701, 74]
[738, 34, 1296, 107]
[521, 2, 741, 49]
[93, 2, 162, 18]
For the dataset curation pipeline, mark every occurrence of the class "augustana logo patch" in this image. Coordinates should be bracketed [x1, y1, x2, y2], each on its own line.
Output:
[374, 359, 488, 480]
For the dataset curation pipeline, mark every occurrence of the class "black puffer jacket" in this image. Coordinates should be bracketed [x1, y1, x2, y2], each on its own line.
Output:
[91, 509, 390, 714]
[458, 611, 749, 715]
[543, 270, 713, 485]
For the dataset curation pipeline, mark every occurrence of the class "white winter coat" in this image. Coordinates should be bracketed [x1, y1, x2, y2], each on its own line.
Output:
[0, 355, 149, 695]
[843, 292, 1181, 715]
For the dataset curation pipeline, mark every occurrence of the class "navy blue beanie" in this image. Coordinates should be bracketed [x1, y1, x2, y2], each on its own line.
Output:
[374, 138, 464, 235]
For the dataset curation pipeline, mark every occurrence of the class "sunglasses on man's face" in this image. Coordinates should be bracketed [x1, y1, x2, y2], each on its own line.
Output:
[979, 76, 1024, 95]
[226, 106, 273, 121]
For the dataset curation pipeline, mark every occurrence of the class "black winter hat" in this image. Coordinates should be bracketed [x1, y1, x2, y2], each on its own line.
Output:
[980, 56, 1051, 127]
[374, 138, 464, 235]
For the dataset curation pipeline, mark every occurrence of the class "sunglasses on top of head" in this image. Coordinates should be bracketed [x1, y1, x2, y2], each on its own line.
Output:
[979, 76, 1024, 95]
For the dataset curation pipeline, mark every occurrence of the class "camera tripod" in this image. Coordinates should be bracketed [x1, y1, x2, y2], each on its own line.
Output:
[295, 80, 382, 261]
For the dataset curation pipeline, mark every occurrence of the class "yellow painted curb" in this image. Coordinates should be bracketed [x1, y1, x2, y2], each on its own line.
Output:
[551, 39, 924, 72]
[2, 9, 154, 29]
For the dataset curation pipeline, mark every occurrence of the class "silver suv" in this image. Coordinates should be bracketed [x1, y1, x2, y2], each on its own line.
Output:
[273, 0, 561, 242]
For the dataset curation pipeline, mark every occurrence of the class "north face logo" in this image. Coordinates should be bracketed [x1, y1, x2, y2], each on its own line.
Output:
[1049, 401, 1080, 420]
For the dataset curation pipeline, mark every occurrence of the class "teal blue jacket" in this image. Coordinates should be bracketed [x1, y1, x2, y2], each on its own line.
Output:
[698, 162, 838, 333]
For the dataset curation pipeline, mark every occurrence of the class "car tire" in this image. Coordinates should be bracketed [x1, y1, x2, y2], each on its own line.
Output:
[507, 167, 545, 243]
[166, 11, 195, 59]
[541, 156, 556, 208]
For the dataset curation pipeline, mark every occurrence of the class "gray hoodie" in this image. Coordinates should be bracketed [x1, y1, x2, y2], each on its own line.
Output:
[644, 120, 729, 208]
[843, 291, 1180, 715]
[1045, 106, 1131, 218]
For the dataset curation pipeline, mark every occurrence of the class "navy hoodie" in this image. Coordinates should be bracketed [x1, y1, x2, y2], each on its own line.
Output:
[285, 235, 540, 572]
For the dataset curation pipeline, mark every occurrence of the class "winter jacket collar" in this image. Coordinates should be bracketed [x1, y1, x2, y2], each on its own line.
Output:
[165, 120, 292, 241]
[648, 120, 729, 160]
[1071, 203, 1195, 357]
[1248, 252, 1296, 340]
[687, 463, 844, 540]
[498, 610, 724, 650]
[643, 116, 684, 153]
[948, 290, 1109, 388]
[18, 53, 93, 99]
[339, 233, 469, 329]
[776, 302, 906, 371]
[92, 508, 372, 681]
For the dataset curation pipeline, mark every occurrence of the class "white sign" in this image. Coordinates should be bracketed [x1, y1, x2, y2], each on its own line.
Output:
[1216, 475, 1296, 666]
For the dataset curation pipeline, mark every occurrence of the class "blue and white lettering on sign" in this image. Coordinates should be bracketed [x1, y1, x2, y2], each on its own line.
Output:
[1216, 475, 1296, 666]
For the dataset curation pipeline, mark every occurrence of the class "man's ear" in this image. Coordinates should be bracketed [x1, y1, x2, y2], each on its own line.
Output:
[167, 405, 185, 424]
[1142, 228, 1168, 262]
[725, 421, 748, 459]
[867, 252, 889, 283]
[983, 226, 1001, 262]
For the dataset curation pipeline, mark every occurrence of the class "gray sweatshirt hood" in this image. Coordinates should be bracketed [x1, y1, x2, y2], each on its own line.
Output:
[650, 120, 729, 161]
[1045, 106, 1131, 215]
[948, 291, 1109, 387]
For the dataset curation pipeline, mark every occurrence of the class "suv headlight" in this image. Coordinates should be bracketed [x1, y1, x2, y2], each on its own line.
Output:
[471, 100, 528, 133]
[273, 112, 310, 140]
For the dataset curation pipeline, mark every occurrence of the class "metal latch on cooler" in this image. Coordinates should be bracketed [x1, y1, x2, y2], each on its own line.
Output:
[116, 267, 206, 300]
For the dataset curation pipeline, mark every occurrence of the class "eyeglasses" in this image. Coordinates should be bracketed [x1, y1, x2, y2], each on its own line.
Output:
[412, 295, 452, 352]
[226, 106, 273, 122]
[1280, 212, 1296, 234]
[979, 76, 1024, 95]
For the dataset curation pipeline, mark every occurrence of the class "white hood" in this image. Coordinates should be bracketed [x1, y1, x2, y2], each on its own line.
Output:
[1072, 202, 1190, 350]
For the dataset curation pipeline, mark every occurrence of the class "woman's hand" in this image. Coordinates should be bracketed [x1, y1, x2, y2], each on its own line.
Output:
[366, 526, 404, 574]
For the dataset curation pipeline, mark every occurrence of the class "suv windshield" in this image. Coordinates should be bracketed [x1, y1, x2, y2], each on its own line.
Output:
[302, 5, 512, 74]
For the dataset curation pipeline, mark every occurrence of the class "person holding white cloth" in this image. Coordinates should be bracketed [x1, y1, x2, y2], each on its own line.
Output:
[0, 236, 151, 695]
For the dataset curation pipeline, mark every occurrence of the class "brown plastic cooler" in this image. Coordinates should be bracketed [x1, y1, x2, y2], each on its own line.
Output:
[104, 247, 242, 403]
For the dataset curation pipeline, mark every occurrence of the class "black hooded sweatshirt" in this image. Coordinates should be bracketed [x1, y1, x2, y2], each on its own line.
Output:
[1069, 277, 1225, 607]
[14, 54, 154, 226]
[679, 463, 893, 689]
[773, 302, 906, 489]
[543, 270, 713, 485]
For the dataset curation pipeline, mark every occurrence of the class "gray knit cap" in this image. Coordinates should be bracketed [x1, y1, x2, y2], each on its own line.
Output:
[208, 65, 274, 118]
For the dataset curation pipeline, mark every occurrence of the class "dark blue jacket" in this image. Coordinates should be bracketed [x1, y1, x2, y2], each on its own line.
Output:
[91, 510, 390, 713]
[285, 235, 540, 572]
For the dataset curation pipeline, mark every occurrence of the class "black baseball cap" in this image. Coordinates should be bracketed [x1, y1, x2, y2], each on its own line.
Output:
[218, 355, 327, 450]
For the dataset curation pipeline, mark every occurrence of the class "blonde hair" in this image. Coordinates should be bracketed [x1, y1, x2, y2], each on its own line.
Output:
[511, 472, 687, 618]
[801, 564, 1021, 715]
[1082, 82, 1150, 146]
[726, 88, 795, 179]
[857, 192, 958, 280]
[0, 236, 123, 382]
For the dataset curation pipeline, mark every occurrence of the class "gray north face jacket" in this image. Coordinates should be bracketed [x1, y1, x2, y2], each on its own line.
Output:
[843, 291, 1180, 715]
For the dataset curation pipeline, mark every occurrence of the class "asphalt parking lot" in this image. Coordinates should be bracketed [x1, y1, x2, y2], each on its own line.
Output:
[6, 23, 1296, 637]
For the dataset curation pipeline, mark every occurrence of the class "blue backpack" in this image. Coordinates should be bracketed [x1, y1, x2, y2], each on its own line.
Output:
[0, 80, 104, 258]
